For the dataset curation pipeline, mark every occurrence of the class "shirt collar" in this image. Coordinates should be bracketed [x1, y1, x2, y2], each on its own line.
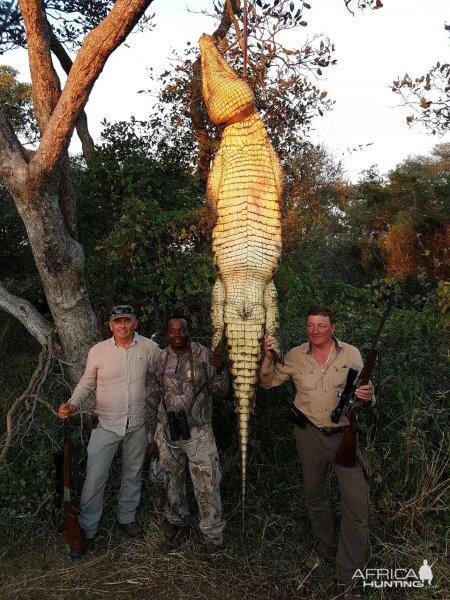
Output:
[165, 341, 194, 358]
[110, 332, 139, 347]
[304, 336, 342, 354]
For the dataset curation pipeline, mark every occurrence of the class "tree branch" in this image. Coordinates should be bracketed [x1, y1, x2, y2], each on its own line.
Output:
[18, 0, 61, 132]
[0, 280, 52, 346]
[57, 152, 77, 238]
[215, 0, 241, 38]
[0, 108, 29, 195]
[225, 0, 244, 53]
[32, 0, 154, 180]
[48, 26, 95, 164]
[0, 340, 52, 461]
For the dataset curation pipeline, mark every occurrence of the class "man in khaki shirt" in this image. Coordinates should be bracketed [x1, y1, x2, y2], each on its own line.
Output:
[259, 306, 374, 589]
[58, 305, 159, 544]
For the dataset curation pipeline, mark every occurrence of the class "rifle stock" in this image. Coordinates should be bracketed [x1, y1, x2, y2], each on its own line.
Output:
[357, 349, 378, 388]
[62, 420, 86, 557]
[334, 293, 394, 468]
[53, 450, 63, 510]
[334, 412, 358, 468]
[334, 349, 378, 468]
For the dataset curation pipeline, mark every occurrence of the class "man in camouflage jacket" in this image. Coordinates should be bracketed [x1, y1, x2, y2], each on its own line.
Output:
[147, 313, 229, 550]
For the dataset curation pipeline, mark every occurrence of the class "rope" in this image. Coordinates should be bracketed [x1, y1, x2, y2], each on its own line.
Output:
[243, 0, 248, 79]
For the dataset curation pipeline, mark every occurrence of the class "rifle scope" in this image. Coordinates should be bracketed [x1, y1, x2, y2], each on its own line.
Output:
[331, 367, 358, 424]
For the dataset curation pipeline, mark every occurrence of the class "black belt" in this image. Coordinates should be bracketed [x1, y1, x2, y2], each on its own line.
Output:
[290, 405, 346, 436]
[308, 420, 345, 436]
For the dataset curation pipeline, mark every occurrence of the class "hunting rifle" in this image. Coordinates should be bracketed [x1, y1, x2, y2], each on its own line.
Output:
[55, 406, 86, 558]
[333, 292, 395, 468]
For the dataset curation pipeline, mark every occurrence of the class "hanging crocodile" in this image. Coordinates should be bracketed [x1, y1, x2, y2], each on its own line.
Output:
[199, 34, 284, 500]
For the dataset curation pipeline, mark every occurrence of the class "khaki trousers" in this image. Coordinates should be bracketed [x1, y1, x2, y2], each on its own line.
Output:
[294, 423, 369, 585]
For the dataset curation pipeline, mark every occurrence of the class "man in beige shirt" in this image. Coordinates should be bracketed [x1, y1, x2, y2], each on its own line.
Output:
[58, 305, 159, 544]
[259, 306, 374, 589]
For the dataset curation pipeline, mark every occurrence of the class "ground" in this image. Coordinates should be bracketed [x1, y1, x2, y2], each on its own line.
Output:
[0, 463, 447, 600]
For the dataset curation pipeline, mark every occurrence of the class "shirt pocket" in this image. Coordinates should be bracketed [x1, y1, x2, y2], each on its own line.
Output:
[132, 355, 149, 382]
[331, 364, 350, 390]
[298, 373, 319, 392]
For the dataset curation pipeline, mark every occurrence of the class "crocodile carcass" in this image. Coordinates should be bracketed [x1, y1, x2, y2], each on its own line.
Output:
[199, 34, 283, 500]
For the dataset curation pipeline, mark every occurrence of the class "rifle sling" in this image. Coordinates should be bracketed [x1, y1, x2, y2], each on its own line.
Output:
[158, 344, 210, 417]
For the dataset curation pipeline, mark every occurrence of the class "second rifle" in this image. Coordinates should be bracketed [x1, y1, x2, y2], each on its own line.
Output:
[55, 411, 86, 558]
[333, 292, 395, 468]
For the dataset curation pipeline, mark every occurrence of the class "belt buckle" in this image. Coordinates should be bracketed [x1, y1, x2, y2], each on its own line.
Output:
[321, 427, 335, 436]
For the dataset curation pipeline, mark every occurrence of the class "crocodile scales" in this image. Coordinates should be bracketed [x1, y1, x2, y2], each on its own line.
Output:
[199, 34, 283, 500]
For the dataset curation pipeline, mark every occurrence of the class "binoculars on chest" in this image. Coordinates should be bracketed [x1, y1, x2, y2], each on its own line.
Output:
[167, 410, 190, 442]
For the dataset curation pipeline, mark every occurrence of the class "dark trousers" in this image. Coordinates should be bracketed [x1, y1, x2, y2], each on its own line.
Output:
[294, 423, 369, 585]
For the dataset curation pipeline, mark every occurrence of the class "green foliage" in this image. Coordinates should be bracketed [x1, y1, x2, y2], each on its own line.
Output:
[0, 184, 35, 279]
[0, 439, 53, 539]
[71, 119, 213, 333]
[0, 65, 37, 142]
[91, 196, 214, 332]
[346, 147, 450, 279]
[74, 119, 204, 251]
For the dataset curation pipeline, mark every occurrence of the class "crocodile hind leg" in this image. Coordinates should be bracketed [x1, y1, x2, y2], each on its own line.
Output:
[263, 280, 279, 335]
[263, 280, 281, 359]
[211, 277, 226, 352]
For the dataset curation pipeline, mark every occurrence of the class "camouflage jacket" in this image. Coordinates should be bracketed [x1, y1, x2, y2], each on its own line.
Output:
[147, 342, 229, 439]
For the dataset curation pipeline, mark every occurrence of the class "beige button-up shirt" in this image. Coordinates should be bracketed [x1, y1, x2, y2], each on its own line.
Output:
[69, 333, 159, 436]
[259, 338, 365, 428]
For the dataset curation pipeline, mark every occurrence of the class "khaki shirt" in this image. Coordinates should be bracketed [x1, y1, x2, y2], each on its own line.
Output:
[259, 338, 365, 428]
[147, 341, 229, 440]
[69, 333, 159, 436]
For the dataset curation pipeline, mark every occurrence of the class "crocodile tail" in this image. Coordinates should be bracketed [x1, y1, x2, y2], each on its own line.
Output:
[234, 390, 252, 502]
[226, 318, 264, 501]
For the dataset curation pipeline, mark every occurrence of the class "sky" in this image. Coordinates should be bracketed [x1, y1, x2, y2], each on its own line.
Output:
[2, 0, 450, 181]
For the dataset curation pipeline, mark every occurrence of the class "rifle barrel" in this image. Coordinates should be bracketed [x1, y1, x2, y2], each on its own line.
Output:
[369, 292, 395, 354]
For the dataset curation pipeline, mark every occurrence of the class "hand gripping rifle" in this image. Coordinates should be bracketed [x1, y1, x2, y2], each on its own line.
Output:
[333, 292, 395, 468]
[54, 408, 86, 558]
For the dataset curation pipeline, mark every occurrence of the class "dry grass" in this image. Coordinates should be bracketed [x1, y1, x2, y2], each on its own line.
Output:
[0, 520, 316, 600]
[1, 322, 448, 600]
[0, 481, 448, 600]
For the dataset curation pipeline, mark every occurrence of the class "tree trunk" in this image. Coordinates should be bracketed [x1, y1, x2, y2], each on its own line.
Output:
[14, 176, 98, 381]
[0, 0, 155, 383]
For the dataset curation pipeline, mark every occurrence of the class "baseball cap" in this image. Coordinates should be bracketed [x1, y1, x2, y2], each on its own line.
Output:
[109, 305, 136, 321]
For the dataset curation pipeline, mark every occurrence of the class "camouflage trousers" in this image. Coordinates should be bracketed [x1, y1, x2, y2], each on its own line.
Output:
[155, 423, 225, 545]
